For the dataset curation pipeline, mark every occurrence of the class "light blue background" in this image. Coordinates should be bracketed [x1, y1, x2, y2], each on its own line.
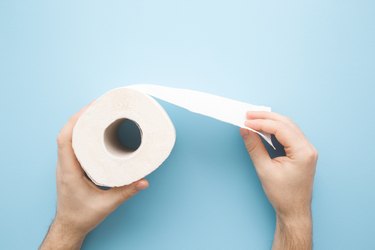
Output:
[1, 1, 374, 249]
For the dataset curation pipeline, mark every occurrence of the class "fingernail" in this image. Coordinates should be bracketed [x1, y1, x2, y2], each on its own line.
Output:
[247, 111, 255, 117]
[135, 180, 149, 190]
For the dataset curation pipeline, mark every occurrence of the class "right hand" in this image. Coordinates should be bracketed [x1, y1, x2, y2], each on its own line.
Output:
[240, 111, 318, 249]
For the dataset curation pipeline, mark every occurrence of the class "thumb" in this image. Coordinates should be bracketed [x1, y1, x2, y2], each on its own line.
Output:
[240, 128, 271, 173]
[110, 179, 149, 205]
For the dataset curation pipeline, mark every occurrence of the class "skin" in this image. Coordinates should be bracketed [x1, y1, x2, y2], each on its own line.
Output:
[240, 111, 318, 250]
[40, 106, 149, 250]
[40, 109, 317, 250]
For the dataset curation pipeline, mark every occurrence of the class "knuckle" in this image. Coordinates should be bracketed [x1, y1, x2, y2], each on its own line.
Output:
[56, 131, 66, 147]
[245, 141, 257, 155]
[278, 122, 289, 132]
[283, 116, 295, 126]
[120, 187, 137, 201]
[313, 149, 319, 161]
[306, 146, 318, 162]
[56, 127, 71, 148]
[56, 119, 74, 148]
[69, 113, 78, 123]
[283, 115, 292, 122]
[129, 186, 138, 196]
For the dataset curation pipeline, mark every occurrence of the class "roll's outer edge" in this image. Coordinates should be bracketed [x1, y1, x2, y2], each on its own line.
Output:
[72, 87, 176, 187]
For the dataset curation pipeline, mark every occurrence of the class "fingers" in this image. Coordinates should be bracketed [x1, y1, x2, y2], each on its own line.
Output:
[247, 111, 292, 124]
[57, 104, 91, 175]
[110, 179, 149, 205]
[57, 105, 90, 149]
[247, 111, 304, 137]
[241, 128, 272, 176]
[245, 119, 305, 155]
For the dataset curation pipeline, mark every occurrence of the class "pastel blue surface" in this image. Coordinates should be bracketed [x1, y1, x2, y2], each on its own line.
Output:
[1, 1, 374, 249]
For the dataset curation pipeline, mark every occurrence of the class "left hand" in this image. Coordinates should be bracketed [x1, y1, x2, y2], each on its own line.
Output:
[40, 105, 149, 250]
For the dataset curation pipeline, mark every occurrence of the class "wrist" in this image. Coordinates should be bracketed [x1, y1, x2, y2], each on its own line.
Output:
[52, 217, 88, 240]
[276, 212, 312, 233]
[40, 217, 87, 250]
[277, 206, 311, 223]
[273, 211, 312, 250]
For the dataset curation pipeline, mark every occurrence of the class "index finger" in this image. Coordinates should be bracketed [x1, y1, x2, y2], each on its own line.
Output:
[57, 106, 89, 147]
[56, 104, 91, 175]
[245, 119, 306, 156]
[247, 111, 304, 137]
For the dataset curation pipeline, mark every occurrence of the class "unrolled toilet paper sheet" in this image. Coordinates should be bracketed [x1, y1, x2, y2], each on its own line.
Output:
[128, 84, 273, 145]
[72, 84, 272, 187]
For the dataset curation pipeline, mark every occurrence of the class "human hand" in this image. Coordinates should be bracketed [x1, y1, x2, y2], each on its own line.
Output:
[40, 106, 149, 250]
[240, 111, 318, 250]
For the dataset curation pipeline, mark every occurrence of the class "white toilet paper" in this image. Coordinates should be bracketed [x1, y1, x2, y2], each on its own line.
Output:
[72, 84, 272, 187]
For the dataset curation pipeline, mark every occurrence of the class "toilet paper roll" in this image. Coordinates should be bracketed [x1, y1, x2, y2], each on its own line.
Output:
[72, 84, 272, 187]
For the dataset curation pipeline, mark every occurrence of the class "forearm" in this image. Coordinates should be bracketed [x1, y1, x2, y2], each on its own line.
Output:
[272, 214, 312, 250]
[40, 218, 86, 250]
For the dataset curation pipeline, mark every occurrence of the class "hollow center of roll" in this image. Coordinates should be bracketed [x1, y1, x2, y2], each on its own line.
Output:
[104, 118, 142, 157]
